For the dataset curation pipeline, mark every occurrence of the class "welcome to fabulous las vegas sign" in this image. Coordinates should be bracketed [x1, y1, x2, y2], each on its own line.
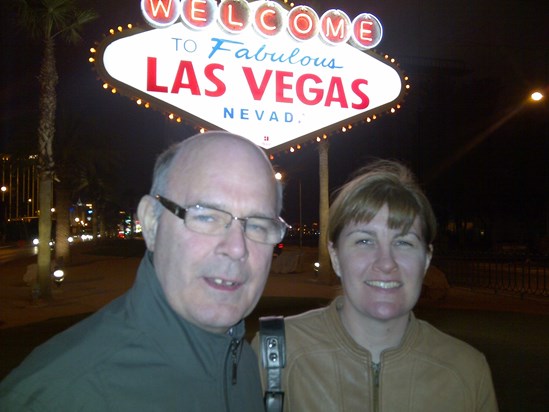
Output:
[93, 0, 407, 152]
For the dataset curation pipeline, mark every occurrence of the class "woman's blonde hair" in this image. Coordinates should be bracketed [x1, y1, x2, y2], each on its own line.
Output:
[328, 160, 437, 246]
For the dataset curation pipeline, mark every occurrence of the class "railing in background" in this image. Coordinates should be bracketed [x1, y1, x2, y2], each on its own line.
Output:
[432, 252, 549, 298]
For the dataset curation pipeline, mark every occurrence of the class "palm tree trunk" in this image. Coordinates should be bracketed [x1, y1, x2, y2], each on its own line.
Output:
[35, 37, 58, 300]
[36, 174, 53, 299]
[92, 207, 98, 239]
[317, 140, 335, 284]
[99, 211, 106, 239]
[55, 179, 71, 265]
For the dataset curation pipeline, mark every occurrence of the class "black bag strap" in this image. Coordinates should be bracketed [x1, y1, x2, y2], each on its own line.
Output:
[259, 316, 286, 412]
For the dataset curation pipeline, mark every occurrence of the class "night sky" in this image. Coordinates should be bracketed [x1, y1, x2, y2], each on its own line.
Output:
[1, 0, 548, 248]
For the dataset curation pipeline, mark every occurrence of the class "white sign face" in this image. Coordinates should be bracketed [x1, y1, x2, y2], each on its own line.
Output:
[96, 1, 405, 152]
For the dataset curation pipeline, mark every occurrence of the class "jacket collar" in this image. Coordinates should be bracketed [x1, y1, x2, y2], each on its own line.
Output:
[125, 251, 246, 362]
[327, 296, 420, 363]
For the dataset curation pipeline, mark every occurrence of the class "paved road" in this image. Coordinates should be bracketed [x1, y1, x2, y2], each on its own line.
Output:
[0, 243, 36, 265]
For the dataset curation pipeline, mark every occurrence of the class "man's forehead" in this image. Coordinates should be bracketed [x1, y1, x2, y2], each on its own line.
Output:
[168, 144, 273, 190]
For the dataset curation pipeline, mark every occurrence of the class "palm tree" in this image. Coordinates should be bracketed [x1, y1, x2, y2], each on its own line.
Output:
[71, 147, 121, 240]
[16, 0, 97, 300]
[53, 113, 121, 266]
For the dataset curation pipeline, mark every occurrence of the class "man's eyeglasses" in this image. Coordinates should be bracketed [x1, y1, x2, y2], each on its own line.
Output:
[155, 195, 289, 245]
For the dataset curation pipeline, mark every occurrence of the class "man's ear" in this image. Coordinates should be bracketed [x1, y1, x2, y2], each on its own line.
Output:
[137, 195, 159, 252]
[328, 241, 342, 278]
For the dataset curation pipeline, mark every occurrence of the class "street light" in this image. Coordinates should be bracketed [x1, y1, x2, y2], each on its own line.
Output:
[530, 90, 544, 102]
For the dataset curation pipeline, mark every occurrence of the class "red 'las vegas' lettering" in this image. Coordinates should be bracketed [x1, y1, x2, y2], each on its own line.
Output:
[242, 66, 371, 109]
[147, 57, 226, 97]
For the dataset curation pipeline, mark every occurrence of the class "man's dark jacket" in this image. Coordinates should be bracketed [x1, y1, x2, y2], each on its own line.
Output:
[0, 252, 265, 412]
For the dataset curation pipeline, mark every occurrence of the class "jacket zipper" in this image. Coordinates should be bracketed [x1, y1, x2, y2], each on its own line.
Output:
[372, 362, 381, 412]
[229, 338, 240, 384]
[223, 337, 241, 411]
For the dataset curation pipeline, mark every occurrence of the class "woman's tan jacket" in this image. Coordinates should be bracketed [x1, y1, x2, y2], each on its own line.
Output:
[254, 296, 498, 412]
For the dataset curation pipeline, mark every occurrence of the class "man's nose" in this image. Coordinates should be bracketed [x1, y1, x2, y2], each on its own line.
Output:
[216, 219, 249, 260]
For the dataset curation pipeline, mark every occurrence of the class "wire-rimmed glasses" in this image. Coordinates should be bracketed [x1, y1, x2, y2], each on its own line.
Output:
[155, 195, 289, 245]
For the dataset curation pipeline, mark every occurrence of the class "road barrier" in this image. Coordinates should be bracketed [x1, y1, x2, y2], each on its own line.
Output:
[432, 252, 549, 297]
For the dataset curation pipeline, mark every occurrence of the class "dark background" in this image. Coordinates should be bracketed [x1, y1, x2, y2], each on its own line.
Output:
[1, 0, 548, 251]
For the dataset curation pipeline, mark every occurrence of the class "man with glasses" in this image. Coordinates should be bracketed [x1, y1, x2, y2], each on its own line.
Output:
[1, 132, 287, 411]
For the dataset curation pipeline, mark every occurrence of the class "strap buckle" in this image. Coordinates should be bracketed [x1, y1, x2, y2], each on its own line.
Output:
[260, 316, 286, 412]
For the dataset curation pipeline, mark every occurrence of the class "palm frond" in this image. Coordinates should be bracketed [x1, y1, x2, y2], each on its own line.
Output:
[15, 0, 98, 42]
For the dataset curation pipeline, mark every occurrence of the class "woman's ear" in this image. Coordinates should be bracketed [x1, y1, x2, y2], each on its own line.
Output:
[423, 244, 434, 276]
[137, 195, 159, 252]
[328, 241, 342, 278]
